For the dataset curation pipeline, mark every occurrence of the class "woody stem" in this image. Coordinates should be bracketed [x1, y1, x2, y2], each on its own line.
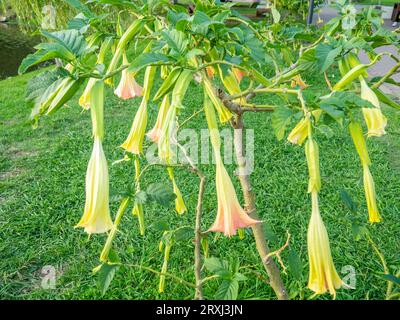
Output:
[232, 114, 289, 300]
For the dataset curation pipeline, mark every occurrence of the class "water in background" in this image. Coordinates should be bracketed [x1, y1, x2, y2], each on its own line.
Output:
[0, 23, 38, 80]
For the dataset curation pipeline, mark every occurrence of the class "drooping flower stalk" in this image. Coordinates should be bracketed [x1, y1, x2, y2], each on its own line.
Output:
[114, 54, 143, 100]
[121, 66, 156, 154]
[100, 197, 130, 262]
[360, 78, 387, 137]
[305, 136, 343, 297]
[132, 158, 145, 235]
[76, 80, 113, 234]
[204, 94, 260, 236]
[79, 38, 113, 109]
[159, 243, 172, 293]
[349, 122, 382, 223]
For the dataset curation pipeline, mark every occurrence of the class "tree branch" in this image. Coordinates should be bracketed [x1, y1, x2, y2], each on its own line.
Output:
[231, 114, 289, 300]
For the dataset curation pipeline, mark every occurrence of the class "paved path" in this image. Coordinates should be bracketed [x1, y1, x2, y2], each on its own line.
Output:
[316, 5, 400, 99]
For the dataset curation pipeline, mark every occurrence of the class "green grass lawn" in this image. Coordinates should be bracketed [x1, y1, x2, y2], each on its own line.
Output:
[357, 0, 398, 6]
[0, 68, 399, 300]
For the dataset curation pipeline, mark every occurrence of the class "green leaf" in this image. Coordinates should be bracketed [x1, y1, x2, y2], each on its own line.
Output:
[319, 102, 344, 124]
[146, 183, 176, 207]
[129, 53, 172, 72]
[373, 88, 400, 110]
[161, 29, 188, 56]
[135, 190, 148, 204]
[215, 279, 239, 300]
[351, 222, 368, 241]
[234, 272, 247, 282]
[97, 263, 119, 296]
[204, 257, 228, 273]
[19, 51, 60, 74]
[174, 227, 193, 242]
[151, 219, 170, 232]
[271, 106, 295, 140]
[186, 49, 205, 60]
[316, 43, 341, 73]
[340, 189, 358, 213]
[41, 29, 88, 57]
[26, 70, 61, 102]
[288, 248, 303, 281]
[65, 0, 95, 18]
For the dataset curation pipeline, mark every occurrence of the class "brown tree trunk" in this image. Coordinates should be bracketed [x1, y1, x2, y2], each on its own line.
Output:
[232, 114, 289, 300]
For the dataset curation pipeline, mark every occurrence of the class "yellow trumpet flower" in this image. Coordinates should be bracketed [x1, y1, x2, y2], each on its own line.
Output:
[147, 95, 170, 143]
[79, 78, 97, 109]
[205, 94, 259, 236]
[360, 78, 387, 137]
[76, 138, 113, 234]
[121, 66, 156, 154]
[349, 122, 382, 223]
[362, 108, 387, 138]
[308, 192, 343, 297]
[349, 122, 370, 166]
[209, 156, 260, 236]
[114, 55, 143, 100]
[121, 102, 147, 154]
[167, 167, 187, 214]
[288, 117, 310, 145]
[363, 165, 382, 223]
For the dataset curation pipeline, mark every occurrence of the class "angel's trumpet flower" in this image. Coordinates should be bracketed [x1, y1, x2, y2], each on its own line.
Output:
[204, 94, 259, 236]
[157, 103, 177, 162]
[121, 66, 156, 154]
[363, 166, 382, 223]
[121, 102, 147, 154]
[76, 137, 113, 234]
[288, 117, 310, 146]
[147, 95, 170, 143]
[209, 156, 260, 236]
[349, 122, 382, 223]
[79, 78, 97, 109]
[114, 55, 143, 100]
[360, 78, 387, 137]
[167, 167, 187, 214]
[76, 81, 112, 234]
[362, 108, 387, 138]
[307, 192, 343, 297]
[305, 136, 342, 297]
